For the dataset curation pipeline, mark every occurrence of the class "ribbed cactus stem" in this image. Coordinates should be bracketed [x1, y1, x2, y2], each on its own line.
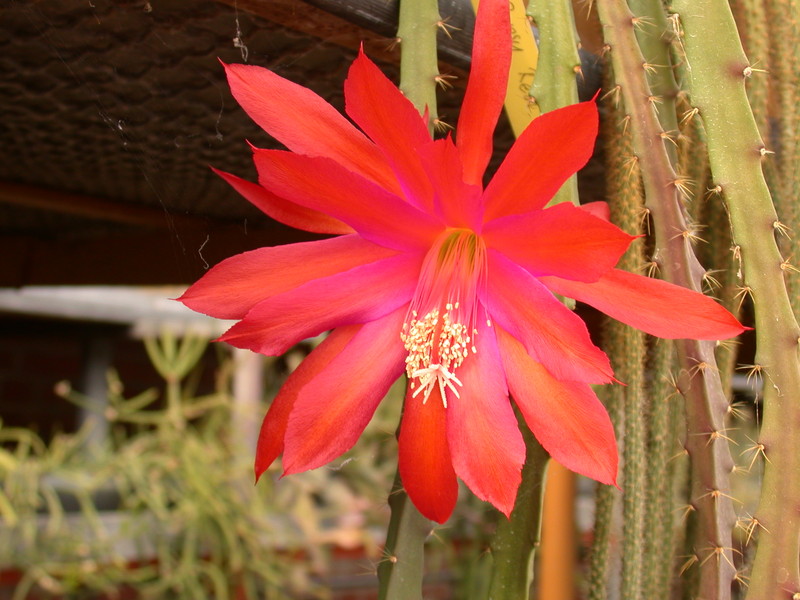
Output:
[627, 0, 680, 166]
[488, 4, 580, 597]
[378, 2, 439, 597]
[599, 75, 650, 600]
[595, 1, 737, 598]
[488, 423, 550, 600]
[643, 339, 679, 599]
[764, 0, 800, 315]
[527, 0, 581, 208]
[669, 2, 800, 598]
[377, 469, 434, 600]
[396, 0, 441, 128]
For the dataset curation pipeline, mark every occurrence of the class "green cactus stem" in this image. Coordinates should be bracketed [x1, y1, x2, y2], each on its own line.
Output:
[487, 3, 586, 597]
[396, 0, 442, 129]
[668, 1, 800, 598]
[377, 469, 434, 600]
[487, 422, 550, 600]
[763, 0, 800, 316]
[527, 0, 581, 208]
[377, 1, 440, 597]
[595, 1, 739, 598]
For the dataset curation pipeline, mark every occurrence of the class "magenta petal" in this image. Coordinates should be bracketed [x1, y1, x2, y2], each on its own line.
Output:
[282, 307, 407, 473]
[254, 149, 443, 251]
[447, 319, 524, 517]
[223, 61, 400, 194]
[483, 202, 635, 282]
[344, 50, 434, 212]
[219, 252, 422, 355]
[255, 325, 359, 479]
[212, 167, 353, 235]
[457, 0, 512, 185]
[179, 235, 397, 320]
[483, 100, 599, 221]
[497, 327, 618, 485]
[540, 269, 746, 340]
[483, 250, 614, 384]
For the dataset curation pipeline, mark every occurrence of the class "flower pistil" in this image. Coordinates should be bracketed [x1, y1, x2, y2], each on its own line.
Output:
[402, 229, 488, 407]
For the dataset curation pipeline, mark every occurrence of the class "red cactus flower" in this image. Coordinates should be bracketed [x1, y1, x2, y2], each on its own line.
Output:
[180, 0, 744, 523]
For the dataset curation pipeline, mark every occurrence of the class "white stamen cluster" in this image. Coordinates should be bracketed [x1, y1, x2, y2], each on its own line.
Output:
[401, 303, 477, 408]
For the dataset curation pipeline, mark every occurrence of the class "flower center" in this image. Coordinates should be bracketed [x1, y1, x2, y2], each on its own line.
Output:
[401, 230, 487, 407]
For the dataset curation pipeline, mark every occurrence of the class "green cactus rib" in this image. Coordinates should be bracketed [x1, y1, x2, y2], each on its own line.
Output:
[595, 1, 738, 598]
[396, 0, 441, 129]
[669, 1, 800, 598]
[377, 1, 439, 597]
[527, 0, 581, 209]
[487, 423, 550, 600]
[763, 0, 800, 317]
[487, 4, 583, 597]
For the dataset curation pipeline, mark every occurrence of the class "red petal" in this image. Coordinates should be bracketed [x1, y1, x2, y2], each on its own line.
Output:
[457, 0, 512, 185]
[483, 250, 614, 384]
[179, 235, 397, 320]
[282, 307, 407, 473]
[399, 384, 458, 523]
[344, 50, 434, 212]
[254, 149, 443, 251]
[417, 136, 483, 230]
[483, 101, 599, 221]
[223, 61, 399, 194]
[540, 269, 746, 340]
[255, 325, 359, 479]
[213, 168, 353, 235]
[447, 319, 524, 517]
[483, 202, 635, 282]
[496, 327, 618, 485]
[219, 252, 421, 355]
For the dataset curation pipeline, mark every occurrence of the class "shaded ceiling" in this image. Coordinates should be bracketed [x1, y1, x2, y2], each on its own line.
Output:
[1, 0, 478, 285]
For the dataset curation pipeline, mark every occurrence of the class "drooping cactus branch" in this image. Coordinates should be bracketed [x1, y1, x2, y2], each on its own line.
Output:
[669, 1, 800, 598]
[595, 1, 738, 598]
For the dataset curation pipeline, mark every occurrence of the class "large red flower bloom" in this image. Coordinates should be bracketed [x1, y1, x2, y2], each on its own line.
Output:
[180, 0, 744, 523]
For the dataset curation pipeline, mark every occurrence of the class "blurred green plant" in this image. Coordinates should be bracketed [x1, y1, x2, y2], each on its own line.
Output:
[0, 332, 403, 600]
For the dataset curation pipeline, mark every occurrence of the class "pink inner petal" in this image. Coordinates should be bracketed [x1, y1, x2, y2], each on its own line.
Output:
[255, 324, 360, 479]
[179, 235, 398, 320]
[223, 61, 400, 194]
[540, 269, 746, 340]
[497, 327, 618, 485]
[219, 251, 422, 355]
[212, 167, 354, 235]
[254, 149, 443, 252]
[483, 100, 599, 221]
[344, 50, 435, 212]
[483, 202, 635, 282]
[483, 250, 614, 384]
[446, 318, 524, 517]
[282, 307, 408, 473]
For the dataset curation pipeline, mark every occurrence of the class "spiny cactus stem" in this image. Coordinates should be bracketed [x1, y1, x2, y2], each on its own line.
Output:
[669, 2, 800, 598]
[377, 469, 433, 600]
[595, 1, 737, 598]
[527, 0, 581, 208]
[488, 423, 550, 600]
[396, 0, 441, 130]
[377, 3, 440, 597]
